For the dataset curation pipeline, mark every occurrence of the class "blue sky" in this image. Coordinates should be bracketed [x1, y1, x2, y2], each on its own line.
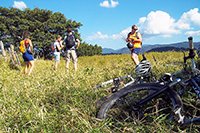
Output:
[1, 0, 200, 49]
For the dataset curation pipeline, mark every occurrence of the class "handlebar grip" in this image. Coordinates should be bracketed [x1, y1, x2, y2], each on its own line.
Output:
[188, 36, 194, 49]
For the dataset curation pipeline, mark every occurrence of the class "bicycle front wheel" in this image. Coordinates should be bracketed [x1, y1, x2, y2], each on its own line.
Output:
[97, 83, 181, 122]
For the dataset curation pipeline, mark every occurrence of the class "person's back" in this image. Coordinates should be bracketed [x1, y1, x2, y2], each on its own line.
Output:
[64, 26, 80, 72]
[65, 31, 76, 50]
[20, 31, 34, 75]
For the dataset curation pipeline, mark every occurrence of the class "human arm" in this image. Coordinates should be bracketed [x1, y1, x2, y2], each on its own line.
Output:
[126, 32, 132, 42]
[28, 39, 34, 53]
[75, 39, 80, 49]
[59, 40, 64, 49]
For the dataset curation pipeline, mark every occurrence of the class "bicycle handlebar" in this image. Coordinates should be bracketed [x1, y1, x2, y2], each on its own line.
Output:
[188, 36, 194, 50]
[95, 75, 134, 89]
[183, 37, 196, 65]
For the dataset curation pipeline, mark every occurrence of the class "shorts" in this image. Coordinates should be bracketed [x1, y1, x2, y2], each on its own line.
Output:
[131, 48, 141, 55]
[65, 49, 77, 63]
[54, 52, 60, 62]
[22, 51, 34, 62]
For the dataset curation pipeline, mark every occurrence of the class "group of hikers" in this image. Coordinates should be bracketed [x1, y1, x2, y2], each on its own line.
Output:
[19, 26, 80, 75]
[52, 26, 80, 71]
[19, 24, 142, 75]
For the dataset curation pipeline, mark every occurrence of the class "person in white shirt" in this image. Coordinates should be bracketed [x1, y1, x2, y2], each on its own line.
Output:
[53, 35, 64, 70]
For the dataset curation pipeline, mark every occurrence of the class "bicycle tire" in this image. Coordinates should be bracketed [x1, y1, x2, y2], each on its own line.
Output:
[97, 83, 182, 122]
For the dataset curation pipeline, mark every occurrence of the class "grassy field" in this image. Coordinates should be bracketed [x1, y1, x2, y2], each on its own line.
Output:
[0, 52, 199, 132]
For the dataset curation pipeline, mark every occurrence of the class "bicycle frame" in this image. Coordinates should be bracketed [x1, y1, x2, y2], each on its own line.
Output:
[162, 37, 200, 124]
[95, 74, 137, 93]
[95, 54, 156, 92]
[97, 37, 200, 125]
[127, 36, 200, 124]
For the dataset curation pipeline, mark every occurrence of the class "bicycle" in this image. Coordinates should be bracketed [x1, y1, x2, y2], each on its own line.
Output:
[95, 54, 156, 93]
[96, 37, 200, 126]
[95, 54, 157, 108]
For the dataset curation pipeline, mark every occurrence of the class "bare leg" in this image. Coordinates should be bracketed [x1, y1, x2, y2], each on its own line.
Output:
[71, 50, 78, 71]
[66, 60, 70, 72]
[54, 61, 59, 71]
[53, 52, 60, 71]
[28, 60, 34, 75]
[131, 53, 140, 65]
[24, 62, 28, 74]
[65, 50, 71, 73]
[74, 61, 77, 71]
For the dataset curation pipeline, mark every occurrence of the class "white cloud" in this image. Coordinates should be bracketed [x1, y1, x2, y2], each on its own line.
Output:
[118, 8, 200, 39]
[87, 32, 109, 40]
[13, 1, 27, 10]
[86, 8, 200, 42]
[139, 10, 179, 36]
[176, 8, 200, 30]
[137, 8, 200, 38]
[185, 30, 200, 36]
[87, 28, 130, 41]
[100, 0, 109, 8]
[112, 27, 130, 40]
[110, 0, 119, 8]
[138, 17, 146, 24]
[100, 0, 119, 8]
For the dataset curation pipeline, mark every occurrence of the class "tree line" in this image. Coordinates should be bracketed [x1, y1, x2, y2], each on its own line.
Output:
[0, 7, 102, 56]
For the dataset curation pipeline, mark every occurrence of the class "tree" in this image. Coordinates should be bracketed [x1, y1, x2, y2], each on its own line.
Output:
[77, 42, 102, 56]
[0, 7, 82, 47]
[0, 7, 102, 56]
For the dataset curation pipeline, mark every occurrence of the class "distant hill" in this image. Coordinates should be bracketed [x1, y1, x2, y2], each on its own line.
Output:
[147, 46, 187, 52]
[102, 42, 200, 54]
[102, 48, 116, 54]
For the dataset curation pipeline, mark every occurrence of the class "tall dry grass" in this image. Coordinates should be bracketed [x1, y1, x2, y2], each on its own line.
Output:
[0, 52, 199, 132]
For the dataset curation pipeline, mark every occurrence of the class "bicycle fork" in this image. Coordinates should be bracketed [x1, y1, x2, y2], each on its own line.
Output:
[174, 108, 185, 124]
[191, 78, 200, 98]
[169, 78, 185, 124]
[173, 78, 200, 125]
[168, 88, 185, 124]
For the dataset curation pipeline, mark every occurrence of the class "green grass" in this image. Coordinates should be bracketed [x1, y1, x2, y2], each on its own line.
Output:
[0, 52, 199, 132]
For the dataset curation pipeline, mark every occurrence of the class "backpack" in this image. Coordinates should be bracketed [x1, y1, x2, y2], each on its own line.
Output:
[19, 40, 26, 53]
[51, 42, 55, 52]
[51, 42, 60, 52]
[65, 33, 76, 49]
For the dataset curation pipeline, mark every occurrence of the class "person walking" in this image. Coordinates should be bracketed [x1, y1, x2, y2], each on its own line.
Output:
[19, 31, 35, 75]
[64, 26, 80, 72]
[126, 24, 142, 65]
[52, 35, 64, 70]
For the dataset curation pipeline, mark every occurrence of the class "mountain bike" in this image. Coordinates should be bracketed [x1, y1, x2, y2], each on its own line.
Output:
[95, 54, 157, 108]
[95, 54, 156, 92]
[96, 37, 200, 126]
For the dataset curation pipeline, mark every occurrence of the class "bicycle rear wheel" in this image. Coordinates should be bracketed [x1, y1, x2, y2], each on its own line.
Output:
[97, 83, 182, 122]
